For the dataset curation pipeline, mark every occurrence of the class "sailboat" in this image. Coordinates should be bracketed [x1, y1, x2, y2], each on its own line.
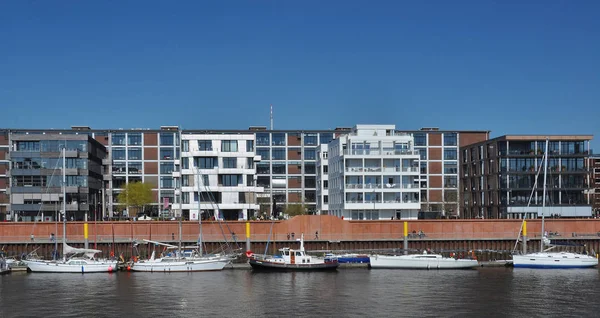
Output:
[24, 148, 118, 273]
[512, 138, 598, 269]
[129, 140, 232, 272]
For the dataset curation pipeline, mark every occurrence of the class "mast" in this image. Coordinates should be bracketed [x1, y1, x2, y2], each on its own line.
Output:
[178, 130, 182, 259]
[196, 168, 203, 256]
[54, 201, 58, 260]
[62, 147, 67, 262]
[540, 138, 549, 252]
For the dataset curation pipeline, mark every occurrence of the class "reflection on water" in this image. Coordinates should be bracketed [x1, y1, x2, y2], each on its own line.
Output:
[1, 268, 598, 318]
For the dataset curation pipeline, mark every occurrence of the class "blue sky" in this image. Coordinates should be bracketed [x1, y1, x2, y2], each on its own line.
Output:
[1, 1, 599, 149]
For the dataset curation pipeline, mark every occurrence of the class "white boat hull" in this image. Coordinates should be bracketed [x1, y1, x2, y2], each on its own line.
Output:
[24, 260, 118, 273]
[369, 254, 479, 269]
[131, 258, 229, 272]
[513, 252, 598, 269]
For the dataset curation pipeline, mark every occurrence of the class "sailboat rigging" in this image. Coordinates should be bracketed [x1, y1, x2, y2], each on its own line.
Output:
[512, 138, 598, 269]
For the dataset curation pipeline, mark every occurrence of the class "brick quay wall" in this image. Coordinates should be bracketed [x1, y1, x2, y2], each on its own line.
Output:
[2, 216, 600, 261]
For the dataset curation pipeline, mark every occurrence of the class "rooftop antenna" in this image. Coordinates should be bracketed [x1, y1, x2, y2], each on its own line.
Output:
[270, 104, 273, 130]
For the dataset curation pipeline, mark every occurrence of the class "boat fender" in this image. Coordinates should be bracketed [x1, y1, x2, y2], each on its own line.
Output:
[110, 251, 115, 258]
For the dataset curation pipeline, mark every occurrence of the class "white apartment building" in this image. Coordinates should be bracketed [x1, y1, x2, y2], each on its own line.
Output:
[327, 125, 421, 220]
[316, 144, 329, 214]
[172, 133, 263, 220]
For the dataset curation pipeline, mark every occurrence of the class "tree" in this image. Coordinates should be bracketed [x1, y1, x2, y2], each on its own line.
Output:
[285, 204, 307, 217]
[116, 182, 154, 216]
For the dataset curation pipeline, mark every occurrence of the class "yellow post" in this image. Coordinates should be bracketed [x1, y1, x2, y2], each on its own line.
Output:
[403, 221, 408, 255]
[245, 222, 251, 252]
[84, 223, 89, 240]
[522, 221, 527, 254]
[522, 221, 527, 236]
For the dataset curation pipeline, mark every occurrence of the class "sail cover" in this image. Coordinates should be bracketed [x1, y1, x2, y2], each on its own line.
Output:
[63, 242, 102, 259]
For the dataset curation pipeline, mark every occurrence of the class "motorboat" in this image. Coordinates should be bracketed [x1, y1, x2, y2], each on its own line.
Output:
[248, 234, 339, 271]
[369, 251, 479, 269]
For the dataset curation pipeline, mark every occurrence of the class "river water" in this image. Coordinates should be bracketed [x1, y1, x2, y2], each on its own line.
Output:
[1, 268, 599, 317]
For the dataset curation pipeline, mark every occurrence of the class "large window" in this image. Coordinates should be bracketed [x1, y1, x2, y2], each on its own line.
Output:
[182, 158, 189, 169]
[16, 141, 40, 151]
[444, 149, 457, 160]
[256, 148, 270, 160]
[320, 133, 333, 145]
[160, 162, 174, 174]
[272, 133, 285, 146]
[128, 162, 142, 174]
[221, 140, 238, 152]
[128, 148, 142, 160]
[444, 176, 457, 188]
[304, 149, 316, 160]
[220, 174, 242, 186]
[160, 148, 174, 160]
[182, 140, 189, 152]
[112, 133, 126, 146]
[112, 148, 126, 160]
[256, 163, 270, 174]
[223, 157, 237, 168]
[416, 147, 426, 160]
[272, 148, 286, 160]
[198, 140, 212, 151]
[443, 133, 457, 146]
[444, 163, 457, 174]
[414, 133, 426, 146]
[194, 157, 217, 169]
[160, 133, 174, 146]
[246, 140, 254, 152]
[304, 163, 316, 174]
[256, 133, 270, 146]
[272, 163, 286, 174]
[128, 133, 142, 145]
[160, 176, 174, 188]
[304, 133, 318, 146]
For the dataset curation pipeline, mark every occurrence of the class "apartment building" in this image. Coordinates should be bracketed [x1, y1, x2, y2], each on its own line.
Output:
[327, 125, 421, 220]
[590, 156, 600, 214]
[172, 133, 263, 220]
[461, 135, 594, 219]
[7, 133, 106, 221]
[316, 144, 329, 214]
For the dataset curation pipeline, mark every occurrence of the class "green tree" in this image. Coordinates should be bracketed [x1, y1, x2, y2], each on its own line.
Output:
[117, 182, 154, 216]
[285, 204, 307, 217]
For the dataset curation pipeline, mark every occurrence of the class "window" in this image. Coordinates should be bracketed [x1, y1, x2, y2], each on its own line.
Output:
[246, 157, 254, 169]
[320, 133, 333, 145]
[256, 163, 270, 174]
[160, 162, 174, 174]
[324, 195, 328, 203]
[304, 149, 316, 160]
[444, 149, 457, 160]
[324, 180, 328, 189]
[112, 162, 126, 174]
[160, 133, 174, 146]
[128, 162, 142, 174]
[220, 174, 242, 186]
[182, 140, 189, 152]
[444, 163, 457, 174]
[194, 157, 217, 169]
[323, 165, 328, 174]
[256, 148, 270, 160]
[272, 133, 285, 146]
[272, 163, 286, 174]
[16, 141, 40, 151]
[128, 133, 142, 146]
[256, 133, 269, 146]
[201, 175, 209, 186]
[128, 148, 142, 160]
[112, 148, 126, 160]
[304, 134, 317, 146]
[272, 148, 286, 160]
[257, 176, 270, 187]
[160, 148, 174, 160]
[420, 162, 427, 174]
[223, 158, 237, 168]
[414, 133, 426, 146]
[182, 158, 189, 169]
[160, 176, 174, 188]
[304, 163, 316, 174]
[198, 140, 212, 151]
[444, 176, 457, 188]
[182, 192, 190, 204]
[246, 140, 254, 152]
[416, 148, 426, 160]
[443, 133, 457, 146]
[112, 133, 126, 146]
[221, 140, 238, 152]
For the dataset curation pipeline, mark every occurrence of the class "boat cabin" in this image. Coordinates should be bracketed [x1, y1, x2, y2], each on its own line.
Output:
[278, 247, 313, 265]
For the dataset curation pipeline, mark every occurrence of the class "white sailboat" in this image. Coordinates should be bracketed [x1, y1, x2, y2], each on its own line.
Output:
[24, 148, 118, 273]
[369, 251, 479, 270]
[512, 138, 598, 269]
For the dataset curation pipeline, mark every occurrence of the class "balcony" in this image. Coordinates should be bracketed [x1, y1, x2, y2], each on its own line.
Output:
[402, 167, 419, 173]
[344, 149, 419, 156]
[345, 184, 363, 189]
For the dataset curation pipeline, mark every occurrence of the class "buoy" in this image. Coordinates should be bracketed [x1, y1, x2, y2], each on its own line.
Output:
[108, 267, 113, 272]
[246, 250, 254, 258]
[127, 266, 131, 271]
